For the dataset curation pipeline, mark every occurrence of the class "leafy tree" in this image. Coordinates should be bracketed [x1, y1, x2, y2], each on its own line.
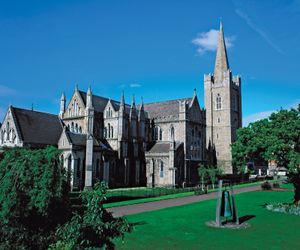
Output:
[52, 182, 132, 249]
[198, 165, 208, 191]
[0, 146, 70, 249]
[232, 105, 300, 204]
[206, 166, 223, 189]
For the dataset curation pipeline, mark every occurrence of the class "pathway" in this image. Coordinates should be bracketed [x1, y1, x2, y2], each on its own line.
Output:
[107, 185, 262, 217]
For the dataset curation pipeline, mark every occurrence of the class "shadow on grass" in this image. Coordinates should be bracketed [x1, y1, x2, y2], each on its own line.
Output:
[238, 215, 256, 224]
[130, 221, 148, 227]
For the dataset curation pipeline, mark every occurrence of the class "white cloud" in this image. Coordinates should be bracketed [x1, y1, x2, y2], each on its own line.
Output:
[0, 84, 16, 96]
[235, 9, 285, 55]
[243, 100, 300, 127]
[129, 83, 142, 88]
[243, 110, 273, 127]
[192, 29, 235, 55]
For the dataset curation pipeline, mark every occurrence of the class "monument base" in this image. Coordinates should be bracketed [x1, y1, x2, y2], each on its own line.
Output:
[205, 220, 250, 230]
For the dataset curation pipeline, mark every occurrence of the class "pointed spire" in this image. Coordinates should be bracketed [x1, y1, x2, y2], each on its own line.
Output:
[60, 92, 66, 101]
[193, 88, 197, 97]
[131, 94, 136, 108]
[75, 84, 79, 92]
[119, 91, 125, 115]
[120, 90, 125, 107]
[86, 86, 93, 108]
[214, 21, 229, 83]
[140, 96, 144, 110]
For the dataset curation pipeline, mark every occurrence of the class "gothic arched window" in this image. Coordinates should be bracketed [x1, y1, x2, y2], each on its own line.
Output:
[111, 126, 114, 138]
[160, 161, 164, 178]
[71, 122, 74, 132]
[216, 94, 222, 110]
[75, 123, 78, 133]
[108, 123, 111, 138]
[170, 126, 175, 140]
[6, 122, 9, 140]
[159, 129, 162, 141]
[104, 127, 107, 138]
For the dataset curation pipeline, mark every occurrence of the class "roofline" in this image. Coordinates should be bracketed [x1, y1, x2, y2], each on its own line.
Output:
[11, 106, 58, 117]
[144, 97, 193, 106]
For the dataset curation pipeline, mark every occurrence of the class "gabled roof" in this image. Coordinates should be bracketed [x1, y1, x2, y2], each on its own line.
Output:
[65, 130, 112, 150]
[12, 107, 62, 146]
[146, 141, 183, 154]
[143, 98, 192, 119]
[78, 90, 131, 114]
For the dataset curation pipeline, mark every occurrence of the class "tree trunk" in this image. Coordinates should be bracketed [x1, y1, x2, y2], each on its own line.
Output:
[293, 182, 300, 205]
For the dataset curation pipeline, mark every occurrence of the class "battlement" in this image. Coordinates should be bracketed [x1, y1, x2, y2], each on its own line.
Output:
[232, 75, 241, 88]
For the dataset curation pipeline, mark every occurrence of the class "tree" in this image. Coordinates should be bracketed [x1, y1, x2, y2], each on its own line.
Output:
[206, 166, 223, 189]
[0, 146, 70, 249]
[232, 105, 300, 204]
[198, 165, 208, 191]
[52, 182, 132, 249]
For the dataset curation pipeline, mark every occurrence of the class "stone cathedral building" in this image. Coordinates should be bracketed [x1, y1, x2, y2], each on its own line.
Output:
[0, 24, 242, 189]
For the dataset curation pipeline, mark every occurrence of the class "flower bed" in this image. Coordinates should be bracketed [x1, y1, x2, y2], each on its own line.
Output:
[266, 203, 300, 215]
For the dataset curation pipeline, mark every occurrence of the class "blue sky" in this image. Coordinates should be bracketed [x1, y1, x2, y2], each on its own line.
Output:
[0, 0, 299, 126]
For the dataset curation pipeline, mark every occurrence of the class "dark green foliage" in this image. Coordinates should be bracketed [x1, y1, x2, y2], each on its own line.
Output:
[232, 105, 300, 203]
[0, 146, 70, 249]
[52, 182, 132, 249]
[261, 182, 272, 190]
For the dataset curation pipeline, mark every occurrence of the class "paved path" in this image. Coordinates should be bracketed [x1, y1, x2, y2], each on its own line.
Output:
[107, 185, 262, 217]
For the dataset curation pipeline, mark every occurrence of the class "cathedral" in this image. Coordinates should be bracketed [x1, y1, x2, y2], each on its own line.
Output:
[0, 23, 242, 190]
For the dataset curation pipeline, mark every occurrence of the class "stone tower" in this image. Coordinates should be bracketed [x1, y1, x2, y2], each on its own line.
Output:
[85, 87, 94, 188]
[204, 22, 242, 173]
[59, 92, 66, 118]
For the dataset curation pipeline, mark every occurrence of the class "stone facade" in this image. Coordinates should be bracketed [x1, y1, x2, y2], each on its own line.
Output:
[0, 23, 242, 188]
[204, 23, 242, 173]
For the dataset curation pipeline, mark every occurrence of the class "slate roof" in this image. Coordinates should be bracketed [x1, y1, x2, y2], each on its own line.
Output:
[143, 98, 192, 119]
[146, 141, 182, 154]
[78, 90, 131, 114]
[65, 131, 112, 150]
[12, 107, 62, 146]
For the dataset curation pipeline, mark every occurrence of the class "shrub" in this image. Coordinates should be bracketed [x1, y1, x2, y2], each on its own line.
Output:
[0, 146, 70, 249]
[261, 181, 272, 190]
[272, 182, 280, 188]
[51, 182, 132, 249]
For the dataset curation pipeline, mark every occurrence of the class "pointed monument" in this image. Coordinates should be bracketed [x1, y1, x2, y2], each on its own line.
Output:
[214, 22, 229, 83]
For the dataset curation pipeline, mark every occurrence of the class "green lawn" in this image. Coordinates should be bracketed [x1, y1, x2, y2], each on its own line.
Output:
[104, 181, 268, 208]
[115, 191, 300, 250]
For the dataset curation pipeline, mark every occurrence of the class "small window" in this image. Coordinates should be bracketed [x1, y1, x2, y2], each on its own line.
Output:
[170, 126, 175, 140]
[160, 161, 164, 178]
[104, 127, 107, 138]
[216, 94, 222, 110]
[218, 117, 220, 123]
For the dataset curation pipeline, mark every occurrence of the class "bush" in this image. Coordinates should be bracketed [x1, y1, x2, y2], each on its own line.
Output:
[0, 146, 70, 249]
[272, 182, 280, 188]
[51, 182, 132, 249]
[261, 181, 272, 190]
[194, 188, 207, 195]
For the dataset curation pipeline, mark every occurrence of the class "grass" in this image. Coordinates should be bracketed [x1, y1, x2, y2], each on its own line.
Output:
[104, 181, 268, 208]
[115, 190, 300, 250]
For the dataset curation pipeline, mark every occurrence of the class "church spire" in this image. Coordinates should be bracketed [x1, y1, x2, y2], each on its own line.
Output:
[214, 21, 229, 83]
